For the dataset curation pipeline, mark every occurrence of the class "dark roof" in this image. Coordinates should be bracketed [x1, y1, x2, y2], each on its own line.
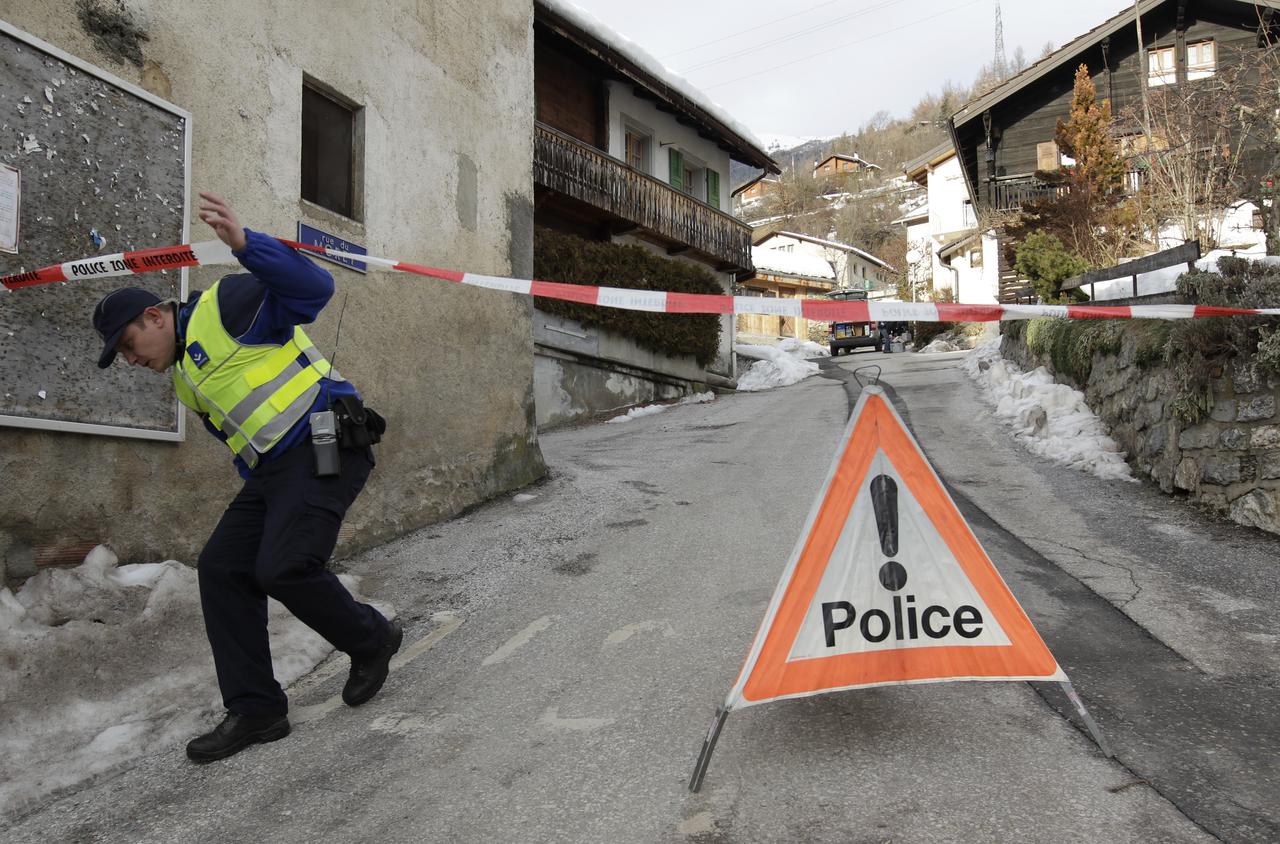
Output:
[951, 0, 1280, 129]
[815, 152, 881, 170]
[902, 141, 955, 184]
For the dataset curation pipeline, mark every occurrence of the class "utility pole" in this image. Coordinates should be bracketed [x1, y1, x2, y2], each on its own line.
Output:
[1135, 0, 1157, 250]
[1135, 0, 1151, 134]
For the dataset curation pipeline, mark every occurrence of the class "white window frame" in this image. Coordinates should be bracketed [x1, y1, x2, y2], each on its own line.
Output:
[678, 149, 707, 202]
[1149, 45, 1176, 87]
[1187, 39, 1216, 80]
[621, 115, 653, 174]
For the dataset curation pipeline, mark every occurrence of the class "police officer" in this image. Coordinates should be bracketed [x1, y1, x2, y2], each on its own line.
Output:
[92, 193, 401, 763]
[878, 319, 894, 354]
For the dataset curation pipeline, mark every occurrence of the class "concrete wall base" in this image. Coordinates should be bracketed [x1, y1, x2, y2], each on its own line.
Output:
[534, 348, 714, 428]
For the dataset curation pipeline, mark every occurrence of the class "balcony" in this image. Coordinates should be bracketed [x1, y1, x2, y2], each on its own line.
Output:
[991, 170, 1147, 212]
[992, 176, 1064, 211]
[534, 122, 753, 272]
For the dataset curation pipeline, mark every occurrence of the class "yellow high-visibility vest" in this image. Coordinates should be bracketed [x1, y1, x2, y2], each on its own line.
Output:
[172, 280, 341, 468]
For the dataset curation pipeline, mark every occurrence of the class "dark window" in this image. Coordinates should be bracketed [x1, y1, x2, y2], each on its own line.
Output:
[301, 83, 360, 219]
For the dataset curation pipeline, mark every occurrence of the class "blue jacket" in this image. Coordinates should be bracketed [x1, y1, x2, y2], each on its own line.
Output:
[176, 229, 360, 478]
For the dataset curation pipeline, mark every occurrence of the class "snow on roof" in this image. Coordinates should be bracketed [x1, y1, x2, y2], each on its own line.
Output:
[892, 206, 929, 226]
[816, 152, 881, 170]
[751, 246, 836, 281]
[760, 231, 896, 272]
[538, 0, 771, 162]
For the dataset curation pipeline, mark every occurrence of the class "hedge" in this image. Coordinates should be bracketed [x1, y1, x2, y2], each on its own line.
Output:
[532, 227, 723, 366]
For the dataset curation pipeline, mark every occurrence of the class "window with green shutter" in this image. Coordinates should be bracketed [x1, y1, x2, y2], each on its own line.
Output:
[669, 148, 684, 190]
[706, 169, 720, 209]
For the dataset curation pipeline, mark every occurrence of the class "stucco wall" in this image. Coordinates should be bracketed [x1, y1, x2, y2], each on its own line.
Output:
[926, 155, 972, 239]
[0, 1, 545, 576]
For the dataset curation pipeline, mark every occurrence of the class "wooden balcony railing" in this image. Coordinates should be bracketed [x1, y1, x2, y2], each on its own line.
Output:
[992, 170, 1146, 212]
[992, 176, 1065, 211]
[534, 122, 753, 271]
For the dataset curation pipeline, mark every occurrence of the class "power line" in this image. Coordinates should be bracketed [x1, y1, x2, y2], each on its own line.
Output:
[663, 0, 880, 60]
[680, 0, 904, 74]
[701, 0, 986, 91]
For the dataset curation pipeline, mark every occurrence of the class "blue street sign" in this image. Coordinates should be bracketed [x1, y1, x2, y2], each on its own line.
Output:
[295, 222, 367, 274]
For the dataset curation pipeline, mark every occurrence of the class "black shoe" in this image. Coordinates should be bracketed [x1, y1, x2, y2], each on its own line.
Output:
[185, 711, 290, 764]
[343, 620, 403, 706]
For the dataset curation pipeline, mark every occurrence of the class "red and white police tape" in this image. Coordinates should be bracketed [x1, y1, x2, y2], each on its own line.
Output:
[4, 238, 1280, 323]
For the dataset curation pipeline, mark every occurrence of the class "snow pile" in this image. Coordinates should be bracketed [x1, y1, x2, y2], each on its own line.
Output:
[917, 326, 982, 355]
[0, 546, 382, 819]
[605, 391, 715, 423]
[919, 338, 961, 353]
[963, 339, 1136, 482]
[735, 343, 822, 392]
[779, 337, 830, 358]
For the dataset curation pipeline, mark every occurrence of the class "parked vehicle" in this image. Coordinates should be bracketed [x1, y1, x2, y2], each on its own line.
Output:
[825, 288, 880, 356]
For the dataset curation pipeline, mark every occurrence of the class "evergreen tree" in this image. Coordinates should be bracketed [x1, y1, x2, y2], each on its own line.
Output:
[1054, 64, 1126, 198]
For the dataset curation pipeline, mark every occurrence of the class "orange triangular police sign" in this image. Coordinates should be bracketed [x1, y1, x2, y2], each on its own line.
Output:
[726, 385, 1065, 709]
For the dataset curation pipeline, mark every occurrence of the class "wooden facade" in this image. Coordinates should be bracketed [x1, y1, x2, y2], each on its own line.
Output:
[736, 273, 836, 339]
[951, 0, 1278, 212]
[534, 36, 606, 149]
[813, 154, 874, 177]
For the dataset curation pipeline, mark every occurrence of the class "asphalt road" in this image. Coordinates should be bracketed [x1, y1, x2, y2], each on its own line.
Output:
[5, 347, 1276, 843]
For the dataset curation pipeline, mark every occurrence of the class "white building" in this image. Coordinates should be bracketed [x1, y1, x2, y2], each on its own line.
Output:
[900, 143, 1001, 303]
[753, 231, 894, 293]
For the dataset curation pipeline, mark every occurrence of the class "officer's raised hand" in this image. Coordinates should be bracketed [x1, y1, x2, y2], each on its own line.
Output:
[198, 191, 248, 252]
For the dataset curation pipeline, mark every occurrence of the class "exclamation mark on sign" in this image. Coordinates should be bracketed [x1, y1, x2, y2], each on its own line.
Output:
[870, 475, 908, 591]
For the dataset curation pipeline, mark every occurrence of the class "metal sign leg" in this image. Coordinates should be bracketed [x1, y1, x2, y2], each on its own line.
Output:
[1061, 680, 1113, 758]
[688, 706, 730, 793]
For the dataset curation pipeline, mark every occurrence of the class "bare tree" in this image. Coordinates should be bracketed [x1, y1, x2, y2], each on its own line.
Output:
[1118, 41, 1280, 253]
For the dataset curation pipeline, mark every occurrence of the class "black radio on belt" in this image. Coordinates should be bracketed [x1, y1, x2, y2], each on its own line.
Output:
[309, 409, 341, 477]
[309, 396, 386, 477]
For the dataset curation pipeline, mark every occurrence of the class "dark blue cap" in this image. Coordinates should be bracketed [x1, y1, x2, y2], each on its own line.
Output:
[92, 287, 162, 368]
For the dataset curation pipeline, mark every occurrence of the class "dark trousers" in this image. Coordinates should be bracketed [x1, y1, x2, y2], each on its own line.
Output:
[197, 444, 389, 716]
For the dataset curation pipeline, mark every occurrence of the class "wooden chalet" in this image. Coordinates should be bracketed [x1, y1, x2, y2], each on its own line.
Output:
[738, 247, 837, 341]
[950, 0, 1280, 215]
[813, 153, 879, 178]
[533, 0, 779, 278]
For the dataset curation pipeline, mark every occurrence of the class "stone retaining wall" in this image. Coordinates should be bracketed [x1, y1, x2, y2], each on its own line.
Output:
[1001, 330, 1280, 535]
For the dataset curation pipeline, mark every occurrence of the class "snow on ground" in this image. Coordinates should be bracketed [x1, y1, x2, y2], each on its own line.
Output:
[918, 338, 962, 353]
[916, 326, 983, 355]
[778, 338, 830, 358]
[0, 546, 387, 819]
[734, 342, 824, 392]
[605, 390, 715, 423]
[963, 339, 1136, 482]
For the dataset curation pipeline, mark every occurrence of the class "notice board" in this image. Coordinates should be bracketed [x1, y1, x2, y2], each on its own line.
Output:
[0, 21, 190, 440]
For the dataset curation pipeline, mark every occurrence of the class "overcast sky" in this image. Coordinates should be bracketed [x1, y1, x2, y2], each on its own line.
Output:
[567, 0, 1135, 144]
